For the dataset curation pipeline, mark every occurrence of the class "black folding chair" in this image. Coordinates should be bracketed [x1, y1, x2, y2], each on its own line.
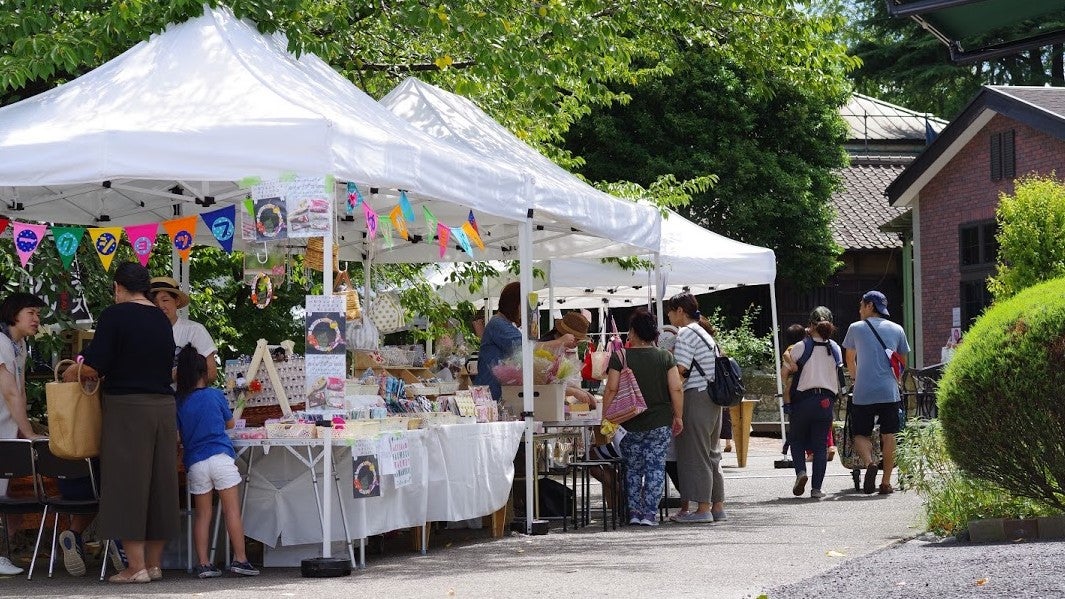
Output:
[29, 440, 112, 580]
[0, 439, 42, 575]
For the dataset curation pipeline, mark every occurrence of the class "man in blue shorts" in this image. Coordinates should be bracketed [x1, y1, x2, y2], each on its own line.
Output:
[842, 290, 910, 495]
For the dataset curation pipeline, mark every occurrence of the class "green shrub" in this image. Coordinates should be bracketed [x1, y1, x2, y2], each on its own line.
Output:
[707, 305, 775, 372]
[896, 420, 1056, 535]
[988, 174, 1065, 302]
[937, 277, 1065, 511]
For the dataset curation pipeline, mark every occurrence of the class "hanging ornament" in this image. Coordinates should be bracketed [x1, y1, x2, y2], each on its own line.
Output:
[251, 272, 273, 309]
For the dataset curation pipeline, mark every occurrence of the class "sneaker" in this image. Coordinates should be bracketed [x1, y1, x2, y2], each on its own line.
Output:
[793, 473, 809, 496]
[711, 510, 728, 522]
[195, 563, 222, 579]
[810, 489, 826, 499]
[229, 560, 260, 576]
[108, 540, 128, 571]
[629, 516, 642, 526]
[674, 511, 714, 524]
[147, 566, 163, 581]
[668, 510, 690, 523]
[59, 530, 86, 577]
[638, 518, 659, 527]
[0, 556, 24, 575]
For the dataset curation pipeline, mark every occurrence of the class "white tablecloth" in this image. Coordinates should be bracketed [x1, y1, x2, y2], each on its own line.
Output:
[236, 421, 524, 547]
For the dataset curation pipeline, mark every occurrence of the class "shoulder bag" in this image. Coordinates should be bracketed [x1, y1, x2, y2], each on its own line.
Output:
[46, 359, 102, 459]
[864, 320, 904, 382]
[602, 349, 648, 425]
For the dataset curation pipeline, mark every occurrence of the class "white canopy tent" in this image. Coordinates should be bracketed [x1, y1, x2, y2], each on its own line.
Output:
[0, 6, 664, 537]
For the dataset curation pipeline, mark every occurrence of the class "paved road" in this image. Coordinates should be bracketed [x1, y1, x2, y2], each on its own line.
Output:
[0, 437, 924, 598]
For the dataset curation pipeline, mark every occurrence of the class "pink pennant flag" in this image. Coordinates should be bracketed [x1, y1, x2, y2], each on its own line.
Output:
[363, 201, 378, 240]
[12, 222, 46, 268]
[437, 223, 450, 259]
[124, 223, 159, 267]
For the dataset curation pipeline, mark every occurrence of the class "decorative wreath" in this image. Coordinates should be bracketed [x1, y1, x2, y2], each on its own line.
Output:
[354, 459, 379, 495]
[307, 317, 342, 352]
[255, 203, 285, 238]
[251, 272, 273, 309]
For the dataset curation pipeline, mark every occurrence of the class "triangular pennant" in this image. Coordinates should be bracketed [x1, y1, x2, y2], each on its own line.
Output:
[363, 201, 378, 240]
[452, 227, 473, 257]
[124, 223, 158, 267]
[200, 205, 237, 254]
[422, 206, 437, 238]
[243, 198, 255, 218]
[467, 210, 480, 235]
[12, 222, 47, 268]
[389, 205, 409, 241]
[88, 227, 123, 270]
[161, 215, 198, 261]
[437, 223, 451, 259]
[380, 219, 394, 249]
[346, 182, 362, 215]
[50, 226, 85, 270]
[399, 191, 416, 222]
[462, 221, 485, 251]
[0, 217, 9, 237]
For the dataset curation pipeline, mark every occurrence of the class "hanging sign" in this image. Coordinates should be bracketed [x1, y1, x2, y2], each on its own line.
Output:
[436, 223, 450, 259]
[124, 223, 158, 267]
[88, 227, 122, 270]
[305, 294, 346, 410]
[286, 177, 331, 239]
[253, 197, 287, 241]
[389, 205, 408, 241]
[161, 215, 198, 261]
[51, 226, 85, 271]
[200, 205, 237, 254]
[12, 222, 47, 268]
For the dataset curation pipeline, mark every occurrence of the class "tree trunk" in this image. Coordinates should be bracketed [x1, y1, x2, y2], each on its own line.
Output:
[1028, 49, 1047, 85]
[1053, 44, 1064, 86]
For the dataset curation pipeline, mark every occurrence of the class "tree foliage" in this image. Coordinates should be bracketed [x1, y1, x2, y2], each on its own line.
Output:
[987, 175, 1065, 302]
[564, 48, 849, 289]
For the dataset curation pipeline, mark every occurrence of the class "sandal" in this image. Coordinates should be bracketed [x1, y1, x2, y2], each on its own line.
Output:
[109, 568, 151, 583]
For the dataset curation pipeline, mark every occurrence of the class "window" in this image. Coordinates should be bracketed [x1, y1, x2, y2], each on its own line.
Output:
[990, 130, 1015, 181]
[959, 220, 997, 328]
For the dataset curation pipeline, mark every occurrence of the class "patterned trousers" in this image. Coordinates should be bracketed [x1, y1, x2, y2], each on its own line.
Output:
[619, 425, 672, 521]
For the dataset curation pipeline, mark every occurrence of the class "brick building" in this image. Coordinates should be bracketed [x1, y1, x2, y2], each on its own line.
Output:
[886, 86, 1065, 367]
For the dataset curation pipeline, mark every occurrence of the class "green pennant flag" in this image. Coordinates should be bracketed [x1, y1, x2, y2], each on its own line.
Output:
[51, 226, 85, 270]
[380, 219, 394, 249]
[422, 206, 437, 238]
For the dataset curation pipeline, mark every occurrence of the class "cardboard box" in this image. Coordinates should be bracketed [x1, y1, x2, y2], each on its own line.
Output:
[500, 384, 566, 422]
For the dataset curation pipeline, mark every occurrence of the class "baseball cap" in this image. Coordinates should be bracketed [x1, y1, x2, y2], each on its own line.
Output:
[861, 290, 889, 316]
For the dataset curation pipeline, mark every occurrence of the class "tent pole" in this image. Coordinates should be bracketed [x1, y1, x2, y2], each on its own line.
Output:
[653, 252, 664, 327]
[769, 282, 786, 443]
[519, 207, 536, 535]
[547, 259, 554, 329]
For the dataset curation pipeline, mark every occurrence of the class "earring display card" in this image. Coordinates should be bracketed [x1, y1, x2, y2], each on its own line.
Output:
[224, 355, 307, 409]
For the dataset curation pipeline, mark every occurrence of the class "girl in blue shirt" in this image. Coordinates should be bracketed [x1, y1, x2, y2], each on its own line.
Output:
[175, 344, 259, 578]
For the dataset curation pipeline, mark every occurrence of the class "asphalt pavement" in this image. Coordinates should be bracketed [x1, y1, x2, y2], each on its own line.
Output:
[0, 436, 928, 598]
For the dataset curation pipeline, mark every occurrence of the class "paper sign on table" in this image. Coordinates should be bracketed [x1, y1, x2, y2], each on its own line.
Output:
[390, 433, 412, 488]
[352, 454, 381, 499]
[376, 434, 396, 475]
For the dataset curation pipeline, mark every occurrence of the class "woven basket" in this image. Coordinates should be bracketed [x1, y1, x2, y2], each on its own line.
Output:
[334, 270, 362, 320]
[306, 237, 339, 272]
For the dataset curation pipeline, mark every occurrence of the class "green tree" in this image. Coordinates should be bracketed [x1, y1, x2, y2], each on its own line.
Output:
[987, 175, 1065, 302]
[564, 48, 849, 289]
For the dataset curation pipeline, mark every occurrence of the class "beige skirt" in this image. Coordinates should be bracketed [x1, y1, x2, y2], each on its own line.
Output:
[98, 393, 179, 541]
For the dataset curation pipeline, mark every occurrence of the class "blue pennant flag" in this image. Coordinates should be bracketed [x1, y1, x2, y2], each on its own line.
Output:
[452, 227, 473, 257]
[399, 191, 416, 222]
[200, 205, 237, 254]
[346, 182, 363, 215]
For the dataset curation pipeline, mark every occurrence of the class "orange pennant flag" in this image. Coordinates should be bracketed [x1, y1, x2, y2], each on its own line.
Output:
[389, 205, 409, 240]
[161, 215, 199, 261]
[462, 221, 485, 250]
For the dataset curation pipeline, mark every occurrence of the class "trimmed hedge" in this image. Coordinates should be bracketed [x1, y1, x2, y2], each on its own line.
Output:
[938, 277, 1065, 511]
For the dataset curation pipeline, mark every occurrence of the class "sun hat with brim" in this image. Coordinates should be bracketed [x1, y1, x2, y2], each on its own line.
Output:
[555, 312, 590, 340]
[149, 276, 190, 309]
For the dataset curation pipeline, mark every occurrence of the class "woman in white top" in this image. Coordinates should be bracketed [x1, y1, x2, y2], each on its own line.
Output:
[780, 306, 842, 499]
[666, 292, 726, 523]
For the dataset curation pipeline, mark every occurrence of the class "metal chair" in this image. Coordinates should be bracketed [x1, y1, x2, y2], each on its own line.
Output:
[0, 439, 42, 575]
[28, 440, 113, 580]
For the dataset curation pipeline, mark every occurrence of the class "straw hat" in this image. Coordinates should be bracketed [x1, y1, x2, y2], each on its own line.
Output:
[149, 276, 190, 309]
[554, 312, 590, 340]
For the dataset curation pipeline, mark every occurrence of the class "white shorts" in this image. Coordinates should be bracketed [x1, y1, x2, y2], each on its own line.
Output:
[187, 453, 241, 495]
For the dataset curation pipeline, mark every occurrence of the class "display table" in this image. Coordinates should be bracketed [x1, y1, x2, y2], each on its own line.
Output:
[235, 421, 524, 565]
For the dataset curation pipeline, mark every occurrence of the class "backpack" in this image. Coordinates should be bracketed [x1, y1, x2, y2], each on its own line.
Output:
[687, 328, 745, 407]
[789, 336, 846, 401]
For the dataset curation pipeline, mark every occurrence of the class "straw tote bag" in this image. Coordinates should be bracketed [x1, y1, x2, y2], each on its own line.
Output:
[333, 269, 362, 321]
[602, 349, 648, 425]
[46, 359, 102, 459]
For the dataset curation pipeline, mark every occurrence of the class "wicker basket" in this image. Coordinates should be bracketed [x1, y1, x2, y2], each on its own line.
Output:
[306, 237, 339, 272]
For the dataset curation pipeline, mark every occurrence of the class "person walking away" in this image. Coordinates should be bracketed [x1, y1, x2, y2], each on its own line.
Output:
[666, 292, 726, 523]
[174, 344, 258, 578]
[601, 309, 684, 526]
[842, 291, 909, 495]
[781, 307, 842, 499]
[0, 292, 46, 575]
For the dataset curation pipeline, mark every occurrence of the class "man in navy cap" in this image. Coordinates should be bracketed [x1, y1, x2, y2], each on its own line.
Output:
[842, 290, 910, 495]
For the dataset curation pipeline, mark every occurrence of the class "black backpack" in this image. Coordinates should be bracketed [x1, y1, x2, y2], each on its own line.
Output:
[687, 329, 745, 407]
[789, 336, 846, 400]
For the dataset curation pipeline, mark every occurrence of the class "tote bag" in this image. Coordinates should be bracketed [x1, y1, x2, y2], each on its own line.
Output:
[602, 349, 647, 425]
[368, 292, 406, 334]
[45, 359, 102, 459]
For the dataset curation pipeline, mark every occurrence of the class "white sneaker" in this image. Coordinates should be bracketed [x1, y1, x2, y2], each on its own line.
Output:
[628, 517, 642, 526]
[639, 518, 659, 527]
[59, 530, 86, 577]
[810, 489, 826, 499]
[0, 556, 24, 575]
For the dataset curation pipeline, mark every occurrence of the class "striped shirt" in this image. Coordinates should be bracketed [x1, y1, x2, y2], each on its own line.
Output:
[673, 323, 717, 391]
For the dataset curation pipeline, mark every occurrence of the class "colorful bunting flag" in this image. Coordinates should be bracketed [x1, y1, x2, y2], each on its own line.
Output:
[380, 219, 394, 249]
[161, 215, 198, 261]
[436, 223, 450, 259]
[363, 201, 378, 240]
[243, 198, 255, 218]
[467, 210, 479, 235]
[389, 205, 409, 241]
[423, 206, 437, 238]
[399, 191, 416, 222]
[346, 182, 363, 215]
[88, 227, 123, 270]
[0, 217, 9, 237]
[124, 223, 158, 267]
[12, 222, 47, 268]
[462, 221, 485, 251]
[452, 226, 473, 257]
[200, 205, 237, 254]
[50, 226, 84, 270]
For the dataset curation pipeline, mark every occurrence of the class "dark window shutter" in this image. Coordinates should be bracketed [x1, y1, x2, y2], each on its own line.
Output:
[1003, 129, 1016, 179]
[990, 132, 1002, 181]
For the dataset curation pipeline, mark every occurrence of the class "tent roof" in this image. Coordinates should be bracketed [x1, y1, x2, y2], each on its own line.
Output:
[379, 78, 661, 258]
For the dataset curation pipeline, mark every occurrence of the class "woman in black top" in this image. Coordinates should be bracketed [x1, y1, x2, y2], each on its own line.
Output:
[63, 262, 177, 584]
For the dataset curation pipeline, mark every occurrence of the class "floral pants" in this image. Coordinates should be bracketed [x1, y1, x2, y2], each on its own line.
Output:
[619, 425, 672, 521]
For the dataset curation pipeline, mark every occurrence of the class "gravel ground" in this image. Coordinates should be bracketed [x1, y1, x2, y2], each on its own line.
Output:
[770, 536, 1065, 598]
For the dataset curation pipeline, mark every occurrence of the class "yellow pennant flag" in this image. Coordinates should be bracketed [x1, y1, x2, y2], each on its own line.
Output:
[88, 227, 123, 270]
[161, 215, 199, 261]
[389, 205, 409, 240]
[462, 221, 485, 250]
